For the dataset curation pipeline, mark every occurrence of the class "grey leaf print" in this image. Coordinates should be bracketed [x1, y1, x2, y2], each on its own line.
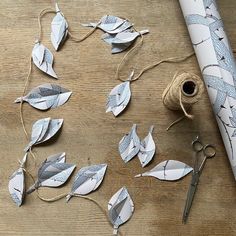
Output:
[138, 125, 156, 167]
[24, 118, 63, 152]
[119, 124, 140, 163]
[51, 3, 68, 50]
[66, 163, 107, 202]
[135, 160, 193, 181]
[32, 41, 57, 79]
[14, 83, 72, 110]
[27, 153, 76, 193]
[108, 187, 134, 235]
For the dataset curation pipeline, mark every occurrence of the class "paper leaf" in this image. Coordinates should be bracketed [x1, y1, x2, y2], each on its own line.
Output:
[106, 81, 131, 116]
[14, 83, 72, 110]
[83, 15, 127, 33]
[8, 154, 27, 207]
[119, 124, 140, 163]
[102, 31, 133, 54]
[135, 160, 193, 181]
[138, 126, 156, 167]
[32, 41, 57, 79]
[102, 29, 149, 54]
[108, 187, 134, 234]
[51, 3, 68, 50]
[66, 163, 107, 202]
[27, 153, 76, 193]
[24, 118, 63, 152]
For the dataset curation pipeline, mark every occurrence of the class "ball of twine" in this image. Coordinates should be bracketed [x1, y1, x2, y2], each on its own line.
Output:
[162, 72, 204, 119]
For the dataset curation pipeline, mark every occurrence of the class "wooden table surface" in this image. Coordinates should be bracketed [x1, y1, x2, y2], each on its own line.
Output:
[0, 0, 236, 235]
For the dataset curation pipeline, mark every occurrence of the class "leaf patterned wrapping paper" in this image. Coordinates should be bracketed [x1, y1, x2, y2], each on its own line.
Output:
[14, 84, 72, 110]
[179, 0, 236, 179]
[32, 41, 57, 79]
[51, 3, 68, 50]
[108, 187, 134, 235]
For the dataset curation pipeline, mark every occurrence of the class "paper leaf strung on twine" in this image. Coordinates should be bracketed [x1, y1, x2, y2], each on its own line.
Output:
[83, 15, 127, 34]
[51, 3, 68, 50]
[102, 29, 149, 54]
[106, 71, 134, 116]
[8, 154, 27, 207]
[66, 163, 107, 202]
[32, 41, 57, 79]
[138, 125, 156, 167]
[119, 124, 140, 163]
[24, 117, 63, 152]
[108, 187, 134, 235]
[27, 152, 76, 194]
[135, 160, 193, 181]
[14, 84, 72, 110]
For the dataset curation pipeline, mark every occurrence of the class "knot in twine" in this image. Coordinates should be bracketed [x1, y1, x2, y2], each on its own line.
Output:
[162, 72, 204, 119]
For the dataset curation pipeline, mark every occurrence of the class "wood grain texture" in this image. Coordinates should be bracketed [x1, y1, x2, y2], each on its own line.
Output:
[0, 0, 236, 235]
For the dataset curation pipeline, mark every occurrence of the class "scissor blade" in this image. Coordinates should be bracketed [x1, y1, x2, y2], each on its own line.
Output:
[182, 173, 199, 224]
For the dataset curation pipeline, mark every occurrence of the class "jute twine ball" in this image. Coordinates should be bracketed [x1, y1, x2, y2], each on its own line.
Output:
[162, 72, 204, 118]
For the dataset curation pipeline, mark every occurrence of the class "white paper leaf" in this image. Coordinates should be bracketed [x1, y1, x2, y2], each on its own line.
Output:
[66, 163, 107, 202]
[32, 42, 58, 79]
[27, 153, 76, 193]
[102, 29, 149, 54]
[51, 3, 68, 50]
[8, 154, 27, 207]
[108, 187, 134, 234]
[119, 124, 140, 163]
[135, 160, 193, 181]
[14, 83, 72, 110]
[83, 15, 127, 33]
[111, 30, 149, 44]
[24, 118, 63, 152]
[106, 81, 131, 116]
[138, 126, 156, 167]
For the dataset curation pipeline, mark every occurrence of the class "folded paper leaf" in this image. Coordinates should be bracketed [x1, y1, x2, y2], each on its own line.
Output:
[27, 152, 76, 193]
[66, 163, 107, 202]
[24, 118, 63, 152]
[51, 3, 68, 50]
[14, 84, 72, 110]
[106, 80, 131, 116]
[83, 15, 127, 34]
[32, 41, 57, 79]
[138, 126, 156, 167]
[119, 124, 140, 163]
[108, 187, 134, 235]
[135, 160, 193, 181]
[102, 29, 149, 54]
[8, 154, 27, 207]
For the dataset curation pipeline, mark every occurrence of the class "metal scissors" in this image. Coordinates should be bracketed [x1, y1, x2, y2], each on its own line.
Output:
[182, 136, 216, 224]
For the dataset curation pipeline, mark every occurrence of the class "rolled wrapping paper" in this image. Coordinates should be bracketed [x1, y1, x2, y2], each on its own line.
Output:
[179, 0, 236, 179]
